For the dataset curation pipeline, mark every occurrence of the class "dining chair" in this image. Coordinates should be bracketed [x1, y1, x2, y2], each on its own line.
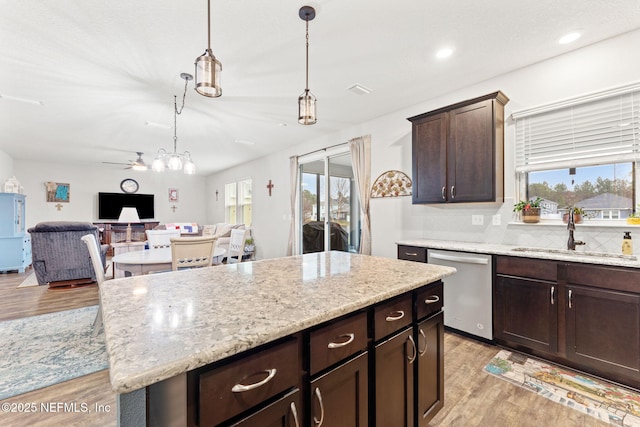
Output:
[226, 228, 246, 264]
[170, 236, 218, 271]
[146, 229, 181, 250]
[80, 234, 107, 336]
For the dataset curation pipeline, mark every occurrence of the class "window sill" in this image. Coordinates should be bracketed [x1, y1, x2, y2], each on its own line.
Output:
[508, 219, 637, 228]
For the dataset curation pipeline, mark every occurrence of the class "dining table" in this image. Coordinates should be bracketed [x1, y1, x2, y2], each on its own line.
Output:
[111, 246, 226, 278]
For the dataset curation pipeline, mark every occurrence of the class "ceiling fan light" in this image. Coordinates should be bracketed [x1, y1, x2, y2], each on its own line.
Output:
[132, 163, 147, 171]
[298, 90, 317, 125]
[168, 154, 183, 171]
[195, 51, 222, 98]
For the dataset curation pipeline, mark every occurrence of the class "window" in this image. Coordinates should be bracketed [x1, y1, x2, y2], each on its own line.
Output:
[514, 84, 639, 220]
[225, 179, 252, 225]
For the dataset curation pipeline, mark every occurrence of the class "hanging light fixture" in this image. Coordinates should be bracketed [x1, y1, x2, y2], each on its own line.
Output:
[151, 73, 197, 175]
[298, 6, 317, 125]
[195, 0, 222, 97]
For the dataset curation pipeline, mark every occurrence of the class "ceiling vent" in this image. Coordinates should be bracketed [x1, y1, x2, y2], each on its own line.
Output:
[346, 84, 372, 95]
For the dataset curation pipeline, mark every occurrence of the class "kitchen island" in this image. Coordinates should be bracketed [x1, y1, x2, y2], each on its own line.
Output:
[101, 251, 456, 426]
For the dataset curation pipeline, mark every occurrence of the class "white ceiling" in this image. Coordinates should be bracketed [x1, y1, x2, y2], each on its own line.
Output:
[2, 0, 640, 175]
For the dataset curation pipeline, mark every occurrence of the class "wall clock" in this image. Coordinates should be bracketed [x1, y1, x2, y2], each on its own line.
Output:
[120, 178, 139, 194]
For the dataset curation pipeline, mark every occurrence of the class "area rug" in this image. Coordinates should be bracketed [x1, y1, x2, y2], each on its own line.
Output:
[0, 306, 108, 399]
[17, 272, 38, 288]
[485, 349, 640, 426]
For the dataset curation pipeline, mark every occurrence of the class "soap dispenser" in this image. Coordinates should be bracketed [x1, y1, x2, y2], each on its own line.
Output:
[622, 232, 633, 255]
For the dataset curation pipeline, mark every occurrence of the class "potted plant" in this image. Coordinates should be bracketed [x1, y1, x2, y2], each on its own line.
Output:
[244, 237, 255, 253]
[562, 206, 585, 224]
[628, 204, 640, 225]
[513, 197, 542, 223]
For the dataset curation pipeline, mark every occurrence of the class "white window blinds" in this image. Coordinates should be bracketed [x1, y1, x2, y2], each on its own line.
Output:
[514, 83, 640, 172]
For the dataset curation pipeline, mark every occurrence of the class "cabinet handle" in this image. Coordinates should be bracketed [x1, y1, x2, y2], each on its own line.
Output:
[407, 334, 417, 364]
[550, 286, 555, 305]
[231, 368, 277, 392]
[568, 289, 573, 309]
[290, 402, 300, 427]
[450, 185, 456, 199]
[404, 252, 418, 257]
[441, 186, 446, 200]
[425, 295, 440, 304]
[327, 333, 355, 349]
[313, 387, 325, 426]
[386, 311, 405, 322]
[418, 328, 428, 357]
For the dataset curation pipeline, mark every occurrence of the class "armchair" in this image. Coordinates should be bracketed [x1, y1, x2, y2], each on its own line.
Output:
[28, 221, 109, 286]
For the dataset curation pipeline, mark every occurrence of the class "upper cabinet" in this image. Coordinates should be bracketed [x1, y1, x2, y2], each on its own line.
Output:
[0, 193, 26, 237]
[408, 91, 509, 204]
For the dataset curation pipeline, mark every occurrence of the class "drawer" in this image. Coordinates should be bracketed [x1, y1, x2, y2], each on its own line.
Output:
[199, 338, 299, 427]
[374, 293, 413, 341]
[310, 311, 368, 376]
[496, 256, 557, 282]
[397, 245, 427, 263]
[416, 281, 443, 320]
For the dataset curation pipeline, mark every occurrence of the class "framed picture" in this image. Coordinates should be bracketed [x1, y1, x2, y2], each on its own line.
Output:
[45, 182, 70, 202]
[169, 188, 179, 202]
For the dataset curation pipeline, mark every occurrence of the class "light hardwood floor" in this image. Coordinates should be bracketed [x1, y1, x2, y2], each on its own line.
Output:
[0, 268, 609, 426]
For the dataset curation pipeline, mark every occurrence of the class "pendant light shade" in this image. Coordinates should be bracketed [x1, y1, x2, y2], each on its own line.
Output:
[298, 6, 317, 125]
[195, 0, 222, 98]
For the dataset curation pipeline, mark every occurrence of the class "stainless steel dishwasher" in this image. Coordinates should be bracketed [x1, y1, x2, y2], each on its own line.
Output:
[427, 249, 492, 340]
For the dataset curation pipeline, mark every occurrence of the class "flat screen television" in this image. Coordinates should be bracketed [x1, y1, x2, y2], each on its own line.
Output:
[98, 192, 155, 220]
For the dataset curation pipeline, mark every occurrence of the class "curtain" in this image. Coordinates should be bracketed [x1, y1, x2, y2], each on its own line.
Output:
[349, 135, 372, 255]
[286, 155, 299, 256]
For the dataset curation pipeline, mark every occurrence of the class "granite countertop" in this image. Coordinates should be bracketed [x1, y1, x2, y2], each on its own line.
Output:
[100, 251, 455, 394]
[396, 239, 640, 268]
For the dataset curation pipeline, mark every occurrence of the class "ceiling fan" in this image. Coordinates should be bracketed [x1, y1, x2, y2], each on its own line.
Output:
[102, 152, 149, 171]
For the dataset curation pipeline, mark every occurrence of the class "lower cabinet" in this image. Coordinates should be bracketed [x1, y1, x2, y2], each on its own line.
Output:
[495, 256, 640, 390]
[310, 352, 369, 427]
[0, 234, 31, 273]
[188, 282, 445, 427]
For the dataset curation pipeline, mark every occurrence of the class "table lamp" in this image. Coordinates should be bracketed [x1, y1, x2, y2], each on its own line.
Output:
[118, 207, 140, 243]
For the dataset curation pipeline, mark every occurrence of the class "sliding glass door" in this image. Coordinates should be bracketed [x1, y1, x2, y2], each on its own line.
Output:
[299, 150, 360, 254]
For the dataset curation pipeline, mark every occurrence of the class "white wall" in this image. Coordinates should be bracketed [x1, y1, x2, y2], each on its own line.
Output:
[14, 160, 207, 230]
[0, 148, 14, 184]
[207, 29, 640, 260]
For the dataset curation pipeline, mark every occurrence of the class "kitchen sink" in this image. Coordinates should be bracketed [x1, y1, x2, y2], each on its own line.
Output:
[511, 247, 638, 261]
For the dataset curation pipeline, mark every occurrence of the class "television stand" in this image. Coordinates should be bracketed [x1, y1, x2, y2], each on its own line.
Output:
[94, 221, 159, 256]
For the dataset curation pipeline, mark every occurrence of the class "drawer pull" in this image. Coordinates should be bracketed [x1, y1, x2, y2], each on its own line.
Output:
[418, 328, 428, 356]
[441, 186, 446, 200]
[290, 402, 300, 427]
[405, 252, 418, 257]
[424, 295, 440, 304]
[313, 387, 325, 426]
[385, 311, 405, 322]
[231, 368, 277, 393]
[407, 335, 417, 364]
[327, 333, 355, 349]
[451, 185, 456, 199]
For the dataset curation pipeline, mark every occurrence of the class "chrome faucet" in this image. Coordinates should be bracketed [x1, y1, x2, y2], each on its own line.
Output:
[567, 210, 586, 250]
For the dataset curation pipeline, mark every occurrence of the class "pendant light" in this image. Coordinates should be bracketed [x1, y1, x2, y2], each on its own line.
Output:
[195, 0, 222, 97]
[151, 73, 197, 175]
[298, 6, 317, 125]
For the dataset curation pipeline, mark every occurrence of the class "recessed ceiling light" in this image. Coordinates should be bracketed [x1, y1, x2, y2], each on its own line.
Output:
[558, 32, 581, 44]
[436, 48, 454, 59]
[0, 93, 43, 106]
[278, 123, 288, 127]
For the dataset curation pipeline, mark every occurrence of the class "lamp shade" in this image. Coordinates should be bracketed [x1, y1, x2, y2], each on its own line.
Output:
[195, 50, 222, 98]
[118, 207, 140, 224]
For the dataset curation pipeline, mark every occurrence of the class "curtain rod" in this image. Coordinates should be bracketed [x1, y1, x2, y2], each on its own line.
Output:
[294, 141, 348, 159]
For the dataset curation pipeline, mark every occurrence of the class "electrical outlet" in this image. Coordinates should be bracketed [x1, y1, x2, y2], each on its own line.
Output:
[472, 215, 484, 226]
[492, 214, 501, 226]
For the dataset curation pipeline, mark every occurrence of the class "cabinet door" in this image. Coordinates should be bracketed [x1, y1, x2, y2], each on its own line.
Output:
[416, 312, 444, 427]
[310, 352, 368, 427]
[375, 327, 414, 427]
[494, 275, 558, 354]
[566, 285, 640, 379]
[412, 113, 448, 203]
[447, 99, 495, 202]
[230, 389, 302, 427]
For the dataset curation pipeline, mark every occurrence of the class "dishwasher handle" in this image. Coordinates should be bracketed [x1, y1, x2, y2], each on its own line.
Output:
[429, 252, 489, 265]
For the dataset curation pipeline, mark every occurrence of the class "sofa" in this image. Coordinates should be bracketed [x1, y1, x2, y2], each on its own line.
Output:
[28, 221, 109, 286]
[202, 223, 251, 256]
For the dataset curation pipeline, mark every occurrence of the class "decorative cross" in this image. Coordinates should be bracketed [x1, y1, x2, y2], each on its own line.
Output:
[215, 189, 219, 201]
[55, 203, 63, 211]
[171, 205, 178, 212]
[266, 180, 274, 196]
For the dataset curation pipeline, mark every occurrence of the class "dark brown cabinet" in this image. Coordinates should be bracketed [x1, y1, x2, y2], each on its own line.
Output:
[229, 390, 301, 426]
[416, 312, 444, 427]
[408, 91, 508, 204]
[495, 256, 640, 390]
